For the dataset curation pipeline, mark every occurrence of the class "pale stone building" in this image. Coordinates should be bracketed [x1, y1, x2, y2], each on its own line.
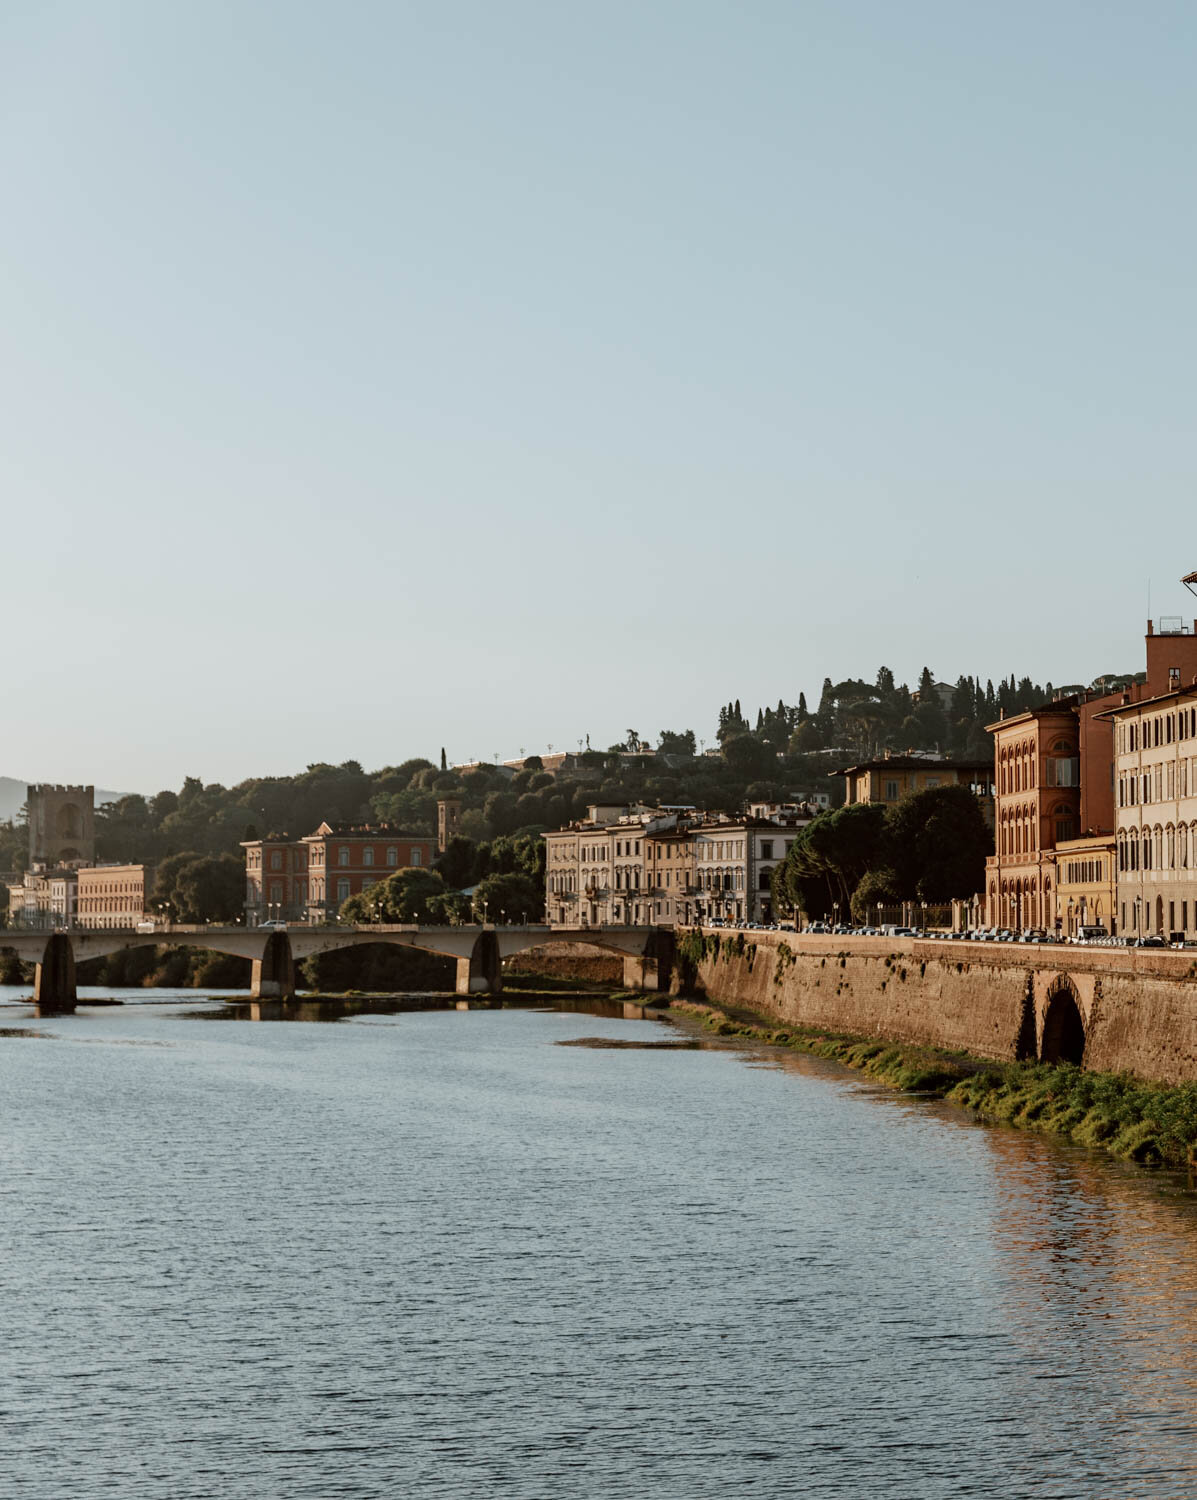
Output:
[76, 864, 155, 929]
[1098, 685, 1197, 939]
[544, 805, 685, 927]
[544, 803, 812, 927]
[5, 868, 78, 928]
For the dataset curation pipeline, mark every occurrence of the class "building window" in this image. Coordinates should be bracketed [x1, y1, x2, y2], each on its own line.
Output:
[363, 848, 374, 867]
[337, 878, 350, 902]
[338, 848, 349, 866]
[387, 847, 398, 866]
[885, 781, 899, 800]
[270, 852, 282, 871]
[411, 849, 421, 866]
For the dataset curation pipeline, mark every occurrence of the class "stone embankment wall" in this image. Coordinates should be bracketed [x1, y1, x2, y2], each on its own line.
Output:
[502, 942, 624, 985]
[672, 929, 1197, 1086]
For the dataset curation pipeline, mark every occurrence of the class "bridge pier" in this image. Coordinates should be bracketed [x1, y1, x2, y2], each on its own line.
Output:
[456, 930, 501, 996]
[251, 930, 296, 1001]
[622, 929, 675, 993]
[34, 932, 77, 1013]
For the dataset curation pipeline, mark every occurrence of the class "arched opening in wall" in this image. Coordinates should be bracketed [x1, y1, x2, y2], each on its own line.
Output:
[1156, 895, 1165, 934]
[1040, 985, 1085, 1066]
[56, 804, 82, 840]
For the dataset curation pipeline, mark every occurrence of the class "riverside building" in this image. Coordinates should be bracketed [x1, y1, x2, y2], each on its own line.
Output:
[76, 864, 155, 929]
[302, 823, 435, 922]
[242, 823, 436, 925]
[544, 804, 668, 928]
[1097, 684, 1197, 940]
[543, 802, 813, 927]
[243, 837, 310, 924]
[985, 616, 1197, 931]
[5, 867, 78, 928]
[1053, 834, 1117, 937]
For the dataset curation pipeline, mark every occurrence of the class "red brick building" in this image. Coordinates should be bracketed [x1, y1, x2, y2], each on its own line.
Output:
[243, 838, 310, 924]
[985, 619, 1197, 930]
[302, 823, 435, 922]
[243, 824, 436, 925]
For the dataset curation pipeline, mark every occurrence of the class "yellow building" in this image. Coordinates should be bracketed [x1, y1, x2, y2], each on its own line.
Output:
[834, 755, 995, 824]
[1053, 835, 1117, 936]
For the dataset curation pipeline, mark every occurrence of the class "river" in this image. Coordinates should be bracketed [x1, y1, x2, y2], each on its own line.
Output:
[2, 987, 1196, 1498]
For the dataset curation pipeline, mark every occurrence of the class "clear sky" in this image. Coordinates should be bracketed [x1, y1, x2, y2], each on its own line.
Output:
[3, 1, 1195, 793]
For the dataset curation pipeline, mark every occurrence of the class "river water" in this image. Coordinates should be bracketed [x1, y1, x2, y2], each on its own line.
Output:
[2, 987, 1196, 1499]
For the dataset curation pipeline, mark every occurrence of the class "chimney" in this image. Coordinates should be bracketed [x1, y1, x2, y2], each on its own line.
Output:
[1147, 619, 1155, 636]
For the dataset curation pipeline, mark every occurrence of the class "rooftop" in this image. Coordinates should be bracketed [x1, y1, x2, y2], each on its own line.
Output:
[831, 756, 994, 777]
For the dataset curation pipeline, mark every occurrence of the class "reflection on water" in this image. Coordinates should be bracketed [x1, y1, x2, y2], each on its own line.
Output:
[188, 991, 668, 1024]
[1, 996, 1196, 1498]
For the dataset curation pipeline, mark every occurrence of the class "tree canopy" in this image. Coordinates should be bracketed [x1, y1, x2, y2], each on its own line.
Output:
[772, 785, 992, 920]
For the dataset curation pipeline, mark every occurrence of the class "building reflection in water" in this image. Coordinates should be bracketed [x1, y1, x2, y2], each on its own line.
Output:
[748, 1048, 1197, 1491]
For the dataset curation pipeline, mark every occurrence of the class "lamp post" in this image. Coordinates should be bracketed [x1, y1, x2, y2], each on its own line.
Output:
[920, 900, 927, 934]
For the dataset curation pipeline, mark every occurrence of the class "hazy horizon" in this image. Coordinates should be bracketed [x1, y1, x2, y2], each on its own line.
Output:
[6, 2, 1195, 787]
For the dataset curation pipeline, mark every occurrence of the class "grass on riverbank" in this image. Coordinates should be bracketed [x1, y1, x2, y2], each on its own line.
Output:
[668, 999, 1197, 1171]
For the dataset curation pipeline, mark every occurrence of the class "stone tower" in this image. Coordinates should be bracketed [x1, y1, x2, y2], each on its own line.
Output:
[436, 796, 462, 854]
[28, 784, 95, 867]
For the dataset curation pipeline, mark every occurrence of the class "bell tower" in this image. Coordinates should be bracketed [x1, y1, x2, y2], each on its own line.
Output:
[436, 796, 462, 853]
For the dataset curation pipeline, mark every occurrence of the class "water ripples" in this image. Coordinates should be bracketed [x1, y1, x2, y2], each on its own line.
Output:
[1, 995, 1196, 1497]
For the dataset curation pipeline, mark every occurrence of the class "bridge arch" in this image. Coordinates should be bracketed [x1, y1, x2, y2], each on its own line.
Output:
[1040, 976, 1085, 1066]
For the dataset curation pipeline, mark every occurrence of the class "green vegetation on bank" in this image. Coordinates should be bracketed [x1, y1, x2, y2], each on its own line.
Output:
[669, 1001, 1197, 1170]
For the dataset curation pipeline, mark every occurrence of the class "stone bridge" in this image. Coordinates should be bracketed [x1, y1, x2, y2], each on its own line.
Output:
[0, 924, 676, 1012]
